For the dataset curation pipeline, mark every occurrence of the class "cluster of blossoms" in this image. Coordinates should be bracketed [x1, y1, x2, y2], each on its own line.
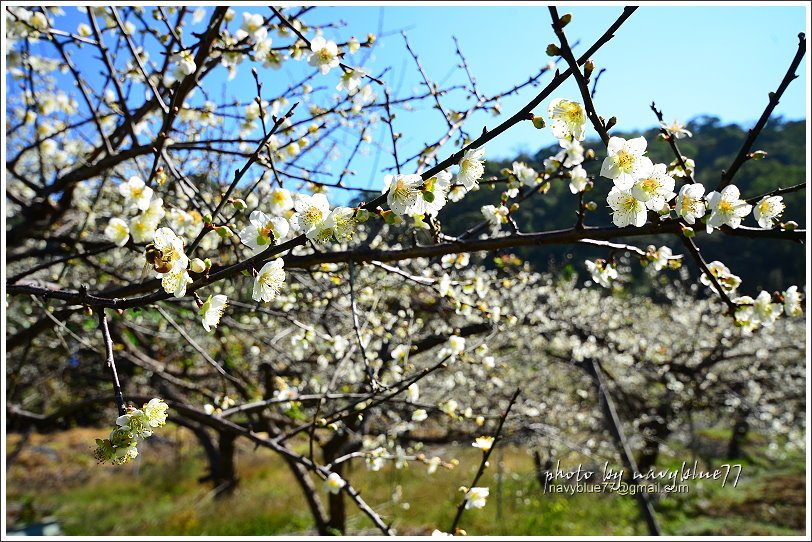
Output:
[385, 148, 485, 222]
[545, 99, 592, 194]
[694, 260, 803, 333]
[104, 176, 166, 247]
[94, 398, 169, 465]
[150, 227, 192, 298]
[234, 188, 366, 304]
[547, 98, 787, 234]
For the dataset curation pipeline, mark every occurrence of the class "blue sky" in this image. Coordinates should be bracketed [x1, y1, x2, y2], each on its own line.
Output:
[28, 4, 809, 197]
[312, 5, 808, 157]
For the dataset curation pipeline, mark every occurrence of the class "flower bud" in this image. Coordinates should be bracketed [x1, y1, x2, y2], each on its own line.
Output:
[681, 225, 695, 238]
[215, 226, 233, 238]
[532, 116, 546, 129]
[749, 150, 768, 160]
[230, 198, 247, 211]
[545, 43, 560, 56]
[190, 258, 206, 273]
[584, 201, 597, 212]
[203, 213, 213, 224]
[559, 13, 573, 27]
[782, 220, 798, 231]
[605, 116, 618, 131]
[584, 59, 594, 79]
[354, 209, 370, 222]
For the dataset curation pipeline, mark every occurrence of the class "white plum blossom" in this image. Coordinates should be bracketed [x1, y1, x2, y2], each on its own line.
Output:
[660, 119, 692, 139]
[143, 398, 169, 427]
[706, 185, 752, 232]
[391, 344, 410, 361]
[667, 156, 696, 180]
[426, 456, 442, 474]
[585, 259, 618, 288]
[236, 12, 267, 42]
[170, 50, 197, 80]
[412, 409, 428, 422]
[406, 383, 419, 403]
[324, 472, 346, 494]
[105, 218, 130, 247]
[631, 163, 676, 211]
[130, 198, 165, 243]
[548, 98, 587, 141]
[481, 204, 509, 235]
[568, 165, 589, 194]
[307, 36, 340, 75]
[239, 210, 290, 254]
[449, 335, 465, 355]
[151, 227, 188, 273]
[441, 253, 469, 269]
[472, 436, 494, 452]
[457, 148, 485, 190]
[366, 448, 387, 471]
[313, 206, 356, 243]
[200, 294, 227, 332]
[607, 187, 647, 227]
[119, 176, 153, 211]
[675, 183, 706, 224]
[600, 136, 654, 190]
[252, 259, 286, 302]
[783, 286, 803, 317]
[384, 173, 423, 215]
[415, 170, 452, 216]
[753, 290, 781, 327]
[116, 409, 153, 439]
[699, 261, 741, 293]
[159, 267, 191, 298]
[440, 399, 458, 417]
[447, 185, 468, 203]
[555, 137, 586, 168]
[753, 195, 785, 229]
[336, 68, 366, 94]
[268, 188, 294, 215]
[512, 161, 537, 187]
[290, 193, 331, 239]
[649, 246, 674, 272]
[732, 296, 758, 333]
[464, 487, 490, 509]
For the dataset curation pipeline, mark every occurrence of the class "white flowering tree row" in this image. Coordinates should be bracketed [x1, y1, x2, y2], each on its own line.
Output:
[4, 6, 806, 536]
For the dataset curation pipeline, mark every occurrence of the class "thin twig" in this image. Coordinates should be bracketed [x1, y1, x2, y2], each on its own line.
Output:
[449, 388, 521, 534]
[99, 309, 126, 416]
[719, 32, 806, 189]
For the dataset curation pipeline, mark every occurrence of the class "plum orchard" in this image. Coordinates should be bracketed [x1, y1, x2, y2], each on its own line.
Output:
[4, 6, 806, 536]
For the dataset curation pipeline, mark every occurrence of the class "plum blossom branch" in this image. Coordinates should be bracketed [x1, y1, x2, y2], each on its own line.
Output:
[548, 7, 611, 147]
[449, 388, 521, 535]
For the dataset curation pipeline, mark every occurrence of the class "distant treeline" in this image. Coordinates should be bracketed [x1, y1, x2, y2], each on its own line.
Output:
[438, 116, 806, 293]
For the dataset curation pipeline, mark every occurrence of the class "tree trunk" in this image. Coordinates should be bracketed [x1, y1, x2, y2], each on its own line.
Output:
[212, 432, 239, 498]
[584, 358, 662, 536]
[727, 408, 750, 460]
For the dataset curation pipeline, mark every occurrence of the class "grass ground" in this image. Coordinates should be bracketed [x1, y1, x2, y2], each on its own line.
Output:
[5, 425, 806, 536]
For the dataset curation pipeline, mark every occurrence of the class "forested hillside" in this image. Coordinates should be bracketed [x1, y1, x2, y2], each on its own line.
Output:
[440, 117, 806, 291]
